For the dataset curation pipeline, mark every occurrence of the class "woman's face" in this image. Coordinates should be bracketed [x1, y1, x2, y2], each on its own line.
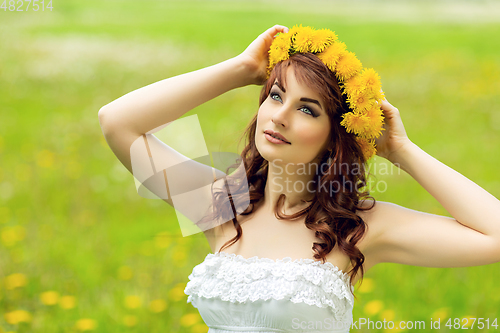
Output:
[255, 67, 332, 167]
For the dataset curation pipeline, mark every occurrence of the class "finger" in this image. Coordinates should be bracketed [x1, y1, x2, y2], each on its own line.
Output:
[264, 25, 289, 38]
[379, 99, 397, 113]
[379, 100, 401, 123]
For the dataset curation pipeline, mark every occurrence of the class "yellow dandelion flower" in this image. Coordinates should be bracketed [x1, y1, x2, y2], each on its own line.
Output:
[169, 283, 187, 302]
[269, 46, 289, 68]
[5, 273, 27, 290]
[356, 138, 377, 160]
[1, 225, 25, 246]
[336, 52, 363, 81]
[273, 32, 291, 49]
[309, 29, 337, 53]
[287, 24, 303, 37]
[462, 316, 475, 327]
[292, 26, 314, 53]
[1, 227, 17, 247]
[363, 106, 385, 139]
[117, 266, 133, 280]
[59, 295, 77, 309]
[4, 310, 32, 324]
[431, 307, 449, 321]
[340, 112, 371, 136]
[380, 309, 395, 321]
[347, 91, 376, 112]
[149, 299, 167, 313]
[323, 29, 338, 44]
[360, 68, 382, 94]
[364, 300, 384, 316]
[373, 89, 385, 103]
[75, 318, 97, 331]
[357, 277, 374, 293]
[269, 32, 291, 66]
[191, 323, 209, 333]
[123, 315, 137, 327]
[180, 313, 201, 327]
[342, 74, 364, 97]
[40, 290, 59, 305]
[154, 231, 171, 249]
[317, 42, 347, 72]
[124, 295, 142, 309]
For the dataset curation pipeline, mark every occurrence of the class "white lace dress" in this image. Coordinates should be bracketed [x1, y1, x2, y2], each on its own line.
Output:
[184, 252, 354, 333]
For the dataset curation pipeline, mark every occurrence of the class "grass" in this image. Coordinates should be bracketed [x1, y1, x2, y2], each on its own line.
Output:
[0, 0, 500, 332]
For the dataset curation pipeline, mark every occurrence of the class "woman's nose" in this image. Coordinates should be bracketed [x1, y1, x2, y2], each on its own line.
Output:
[271, 105, 290, 128]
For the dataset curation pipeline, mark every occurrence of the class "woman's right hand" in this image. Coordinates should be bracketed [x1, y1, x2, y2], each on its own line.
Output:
[236, 25, 289, 86]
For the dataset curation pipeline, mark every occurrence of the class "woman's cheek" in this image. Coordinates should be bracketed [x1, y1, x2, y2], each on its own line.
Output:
[295, 127, 324, 146]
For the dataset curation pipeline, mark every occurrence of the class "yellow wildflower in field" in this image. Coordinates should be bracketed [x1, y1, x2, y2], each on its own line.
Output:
[117, 266, 133, 280]
[4, 273, 27, 290]
[357, 277, 374, 293]
[4, 310, 32, 324]
[431, 307, 449, 321]
[59, 295, 77, 309]
[173, 246, 187, 261]
[123, 315, 137, 327]
[191, 323, 208, 333]
[124, 295, 142, 309]
[180, 313, 200, 327]
[461, 316, 475, 327]
[36, 149, 55, 168]
[1, 226, 26, 247]
[75, 318, 97, 331]
[40, 290, 59, 305]
[364, 299, 384, 316]
[380, 309, 395, 321]
[154, 231, 171, 249]
[149, 299, 167, 313]
[169, 283, 187, 302]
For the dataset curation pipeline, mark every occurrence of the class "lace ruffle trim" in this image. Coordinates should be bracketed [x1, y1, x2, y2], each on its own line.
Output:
[184, 252, 354, 320]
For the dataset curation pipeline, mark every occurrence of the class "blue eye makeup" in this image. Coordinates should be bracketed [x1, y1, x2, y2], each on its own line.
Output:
[269, 90, 319, 118]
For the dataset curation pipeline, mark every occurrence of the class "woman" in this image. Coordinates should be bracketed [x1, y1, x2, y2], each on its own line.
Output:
[98, 25, 500, 332]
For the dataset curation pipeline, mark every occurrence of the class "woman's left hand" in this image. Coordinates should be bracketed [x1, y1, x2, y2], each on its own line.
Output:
[375, 97, 412, 164]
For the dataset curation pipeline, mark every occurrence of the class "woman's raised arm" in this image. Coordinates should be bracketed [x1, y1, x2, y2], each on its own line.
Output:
[365, 98, 500, 268]
[95, 26, 288, 238]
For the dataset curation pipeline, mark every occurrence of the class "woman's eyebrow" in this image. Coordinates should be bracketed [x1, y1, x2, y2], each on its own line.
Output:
[272, 82, 323, 111]
[300, 98, 323, 110]
[273, 82, 286, 92]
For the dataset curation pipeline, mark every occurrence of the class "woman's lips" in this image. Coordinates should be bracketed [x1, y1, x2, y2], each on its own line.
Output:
[265, 133, 291, 145]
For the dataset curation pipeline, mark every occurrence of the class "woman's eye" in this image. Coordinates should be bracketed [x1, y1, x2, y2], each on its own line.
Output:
[270, 92, 282, 102]
[300, 106, 314, 116]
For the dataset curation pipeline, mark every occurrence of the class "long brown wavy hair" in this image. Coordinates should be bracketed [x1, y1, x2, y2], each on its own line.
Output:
[197, 53, 376, 295]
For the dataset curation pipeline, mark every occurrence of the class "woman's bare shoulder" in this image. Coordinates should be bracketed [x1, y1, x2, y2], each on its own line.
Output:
[355, 199, 393, 251]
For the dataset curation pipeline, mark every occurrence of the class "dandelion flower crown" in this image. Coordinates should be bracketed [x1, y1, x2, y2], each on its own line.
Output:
[267, 25, 385, 160]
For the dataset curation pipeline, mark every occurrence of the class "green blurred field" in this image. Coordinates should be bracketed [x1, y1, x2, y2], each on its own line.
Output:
[1, 0, 500, 332]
